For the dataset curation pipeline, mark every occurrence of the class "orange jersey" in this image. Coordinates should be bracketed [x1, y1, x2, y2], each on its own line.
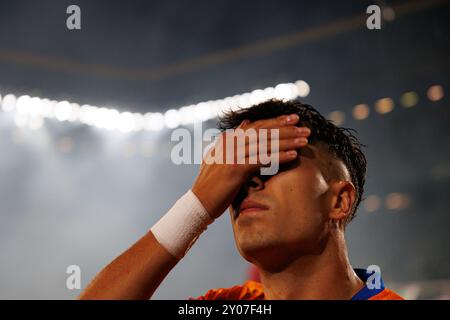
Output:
[194, 281, 264, 300]
[192, 268, 404, 300]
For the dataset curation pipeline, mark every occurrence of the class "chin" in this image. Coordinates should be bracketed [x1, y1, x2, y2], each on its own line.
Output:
[237, 241, 293, 272]
[236, 235, 277, 259]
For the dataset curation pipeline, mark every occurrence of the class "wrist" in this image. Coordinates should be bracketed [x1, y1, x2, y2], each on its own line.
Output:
[191, 184, 215, 218]
[151, 189, 214, 259]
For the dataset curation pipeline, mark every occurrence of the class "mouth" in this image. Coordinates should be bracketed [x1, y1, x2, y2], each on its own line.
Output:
[236, 198, 269, 218]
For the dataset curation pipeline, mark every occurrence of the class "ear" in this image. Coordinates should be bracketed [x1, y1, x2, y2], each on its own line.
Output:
[328, 181, 356, 223]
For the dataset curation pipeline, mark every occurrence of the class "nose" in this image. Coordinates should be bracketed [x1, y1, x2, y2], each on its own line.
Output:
[231, 174, 265, 214]
[247, 174, 264, 193]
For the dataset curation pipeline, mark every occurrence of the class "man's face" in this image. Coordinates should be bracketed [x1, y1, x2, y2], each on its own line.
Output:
[229, 144, 334, 265]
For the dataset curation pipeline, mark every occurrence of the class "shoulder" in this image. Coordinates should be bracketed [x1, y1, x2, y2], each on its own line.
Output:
[191, 281, 265, 300]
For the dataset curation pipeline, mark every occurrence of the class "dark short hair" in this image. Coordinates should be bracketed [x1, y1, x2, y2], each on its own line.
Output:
[217, 99, 367, 223]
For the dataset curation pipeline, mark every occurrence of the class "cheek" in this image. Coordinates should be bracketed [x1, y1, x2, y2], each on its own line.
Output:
[271, 170, 329, 232]
[276, 169, 328, 209]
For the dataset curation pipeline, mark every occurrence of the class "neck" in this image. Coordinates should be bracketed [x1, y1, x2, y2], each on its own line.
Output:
[257, 231, 364, 300]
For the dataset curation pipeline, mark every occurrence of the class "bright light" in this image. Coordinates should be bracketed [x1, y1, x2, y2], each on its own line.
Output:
[353, 104, 370, 120]
[133, 113, 145, 131]
[250, 89, 265, 105]
[2, 94, 17, 112]
[375, 97, 394, 114]
[238, 93, 252, 109]
[385, 193, 410, 210]
[15, 96, 45, 117]
[144, 112, 164, 131]
[178, 106, 195, 125]
[93, 108, 119, 130]
[207, 101, 220, 119]
[0, 79, 310, 132]
[117, 112, 135, 133]
[382, 6, 396, 21]
[92, 108, 107, 129]
[215, 100, 230, 118]
[16, 95, 32, 115]
[427, 85, 444, 102]
[55, 101, 73, 121]
[274, 84, 292, 101]
[194, 102, 211, 121]
[29, 97, 44, 116]
[364, 195, 381, 213]
[68, 103, 80, 122]
[164, 109, 181, 129]
[295, 80, 310, 97]
[400, 92, 419, 108]
[79, 105, 96, 125]
[42, 99, 56, 118]
[226, 96, 240, 111]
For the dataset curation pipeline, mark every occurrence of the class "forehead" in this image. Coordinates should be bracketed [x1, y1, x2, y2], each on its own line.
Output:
[274, 144, 320, 174]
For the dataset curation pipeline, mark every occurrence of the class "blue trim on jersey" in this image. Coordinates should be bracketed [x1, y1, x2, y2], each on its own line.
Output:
[351, 268, 386, 300]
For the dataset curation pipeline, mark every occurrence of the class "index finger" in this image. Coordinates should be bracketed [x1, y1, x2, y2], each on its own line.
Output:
[251, 113, 300, 129]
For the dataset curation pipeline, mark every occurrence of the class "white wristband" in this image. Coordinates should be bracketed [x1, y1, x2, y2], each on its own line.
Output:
[151, 189, 214, 259]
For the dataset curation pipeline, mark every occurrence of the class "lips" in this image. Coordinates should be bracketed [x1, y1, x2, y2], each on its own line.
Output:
[237, 198, 269, 217]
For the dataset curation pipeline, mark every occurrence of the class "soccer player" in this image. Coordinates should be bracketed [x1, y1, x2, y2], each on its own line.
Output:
[79, 100, 403, 300]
